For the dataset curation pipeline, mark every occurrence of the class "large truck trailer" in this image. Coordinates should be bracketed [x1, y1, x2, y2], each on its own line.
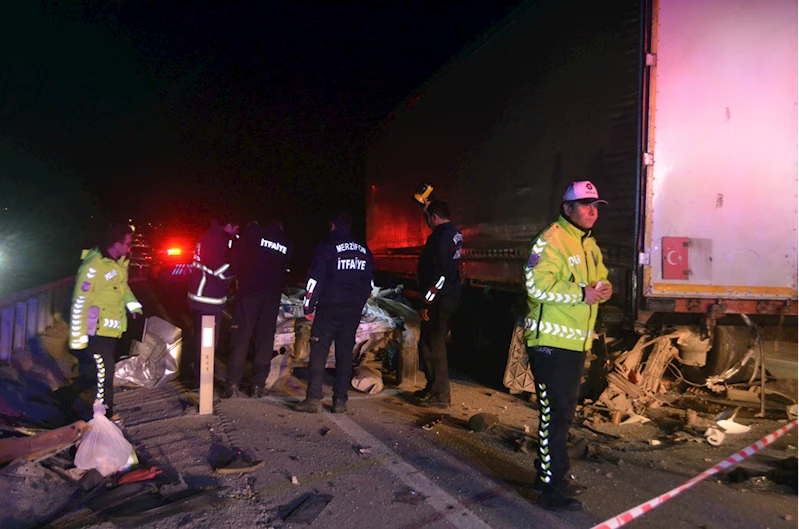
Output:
[365, 0, 797, 381]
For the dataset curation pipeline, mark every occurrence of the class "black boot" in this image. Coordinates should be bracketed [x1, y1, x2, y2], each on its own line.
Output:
[331, 400, 348, 414]
[531, 475, 584, 496]
[293, 398, 322, 413]
[250, 385, 269, 398]
[413, 388, 433, 402]
[419, 394, 450, 410]
[223, 385, 244, 399]
[536, 483, 582, 512]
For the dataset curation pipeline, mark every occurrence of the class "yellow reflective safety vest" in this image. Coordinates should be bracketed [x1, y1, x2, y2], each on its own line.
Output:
[69, 248, 143, 350]
[523, 215, 609, 352]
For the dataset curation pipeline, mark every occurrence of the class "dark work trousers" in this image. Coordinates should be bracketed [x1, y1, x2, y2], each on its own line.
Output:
[193, 309, 222, 385]
[418, 293, 460, 402]
[70, 336, 118, 418]
[306, 305, 363, 404]
[227, 290, 283, 387]
[527, 345, 586, 489]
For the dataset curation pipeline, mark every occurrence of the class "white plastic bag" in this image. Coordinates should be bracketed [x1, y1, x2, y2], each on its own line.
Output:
[74, 400, 134, 476]
[351, 364, 384, 395]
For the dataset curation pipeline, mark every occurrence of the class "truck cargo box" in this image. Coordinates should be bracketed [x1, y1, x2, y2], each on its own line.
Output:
[366, 0, 798, 319]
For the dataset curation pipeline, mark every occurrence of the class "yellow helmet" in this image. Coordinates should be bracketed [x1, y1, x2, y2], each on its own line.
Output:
[413, 183, 435, 206]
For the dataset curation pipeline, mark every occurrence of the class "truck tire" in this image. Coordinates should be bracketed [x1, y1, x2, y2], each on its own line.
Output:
[682, 325, 754, 384]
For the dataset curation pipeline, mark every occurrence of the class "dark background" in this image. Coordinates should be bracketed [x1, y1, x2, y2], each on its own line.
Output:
[0, 0, 523, 296]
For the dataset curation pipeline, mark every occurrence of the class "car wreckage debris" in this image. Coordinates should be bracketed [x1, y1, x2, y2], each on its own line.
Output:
[281, 492, 334, 524]
[469, 413, 499, 432]
[421, 415, 446, 431]
[394, 487, 427, 505]
[596, 333, 683, 421]
[0, 420, 90, 465]
[568, 328, 797, 429]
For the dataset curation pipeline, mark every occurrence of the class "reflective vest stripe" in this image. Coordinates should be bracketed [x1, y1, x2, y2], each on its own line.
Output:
[190, 260, 230, 305]
[187, 292, 227, 305]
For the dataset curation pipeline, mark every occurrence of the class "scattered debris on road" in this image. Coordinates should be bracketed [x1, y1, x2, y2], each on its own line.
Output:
[281, 492, 333, 524]
[394, 487, 427, 505]
[469, 413, 499, 432]
[421, 415, 445, 431]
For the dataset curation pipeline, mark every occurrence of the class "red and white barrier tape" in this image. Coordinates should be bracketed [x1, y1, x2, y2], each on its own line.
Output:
[591, 420, 797, 529]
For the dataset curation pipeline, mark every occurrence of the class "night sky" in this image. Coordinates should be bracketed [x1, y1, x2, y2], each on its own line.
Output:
[0, 0, 522, 294]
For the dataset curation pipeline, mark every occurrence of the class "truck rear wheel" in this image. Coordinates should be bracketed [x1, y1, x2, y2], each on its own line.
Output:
[682, 325, 754, 384]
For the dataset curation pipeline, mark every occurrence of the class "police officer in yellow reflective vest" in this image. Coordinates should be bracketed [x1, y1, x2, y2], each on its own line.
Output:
[524, 181, 612, 512]
[67, 223, 143, 420]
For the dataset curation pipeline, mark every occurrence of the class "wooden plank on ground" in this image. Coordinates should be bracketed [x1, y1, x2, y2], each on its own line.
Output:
[0, 421, 90, 464]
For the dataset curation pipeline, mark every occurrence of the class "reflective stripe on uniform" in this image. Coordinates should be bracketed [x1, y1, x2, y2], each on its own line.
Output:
[524, 268, 535, 291]
[524, 318, 585, 341]
[70, 335, 88, 349]
[192, 261, 230, 278]
[537, 381, 553, 484]
[303, 278, 318, 309]
[533, 290, 581, 303]
[94, 353, 106, 404]
[425, 275, 446, 303]
[70, 295, 87, 348]
[214, 263, 230, 279]
[187, 292, 227, 305]
[191, 262, 230, 299]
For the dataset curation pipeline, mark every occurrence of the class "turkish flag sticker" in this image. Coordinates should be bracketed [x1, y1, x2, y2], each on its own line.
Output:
[662, 237, 689, 280]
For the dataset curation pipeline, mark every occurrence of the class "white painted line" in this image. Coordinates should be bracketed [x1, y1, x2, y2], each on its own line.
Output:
[327, 412, 493, 529]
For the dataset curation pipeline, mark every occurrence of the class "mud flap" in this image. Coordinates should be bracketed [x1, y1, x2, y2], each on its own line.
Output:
[503, 320, 534, 393]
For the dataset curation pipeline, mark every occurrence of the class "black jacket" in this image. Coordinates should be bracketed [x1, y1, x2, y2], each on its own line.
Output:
[303, 228, 374, 313]
[231, 222, 293, 294]
[188, 221, 233, 312]
[417, 221, 462, 305]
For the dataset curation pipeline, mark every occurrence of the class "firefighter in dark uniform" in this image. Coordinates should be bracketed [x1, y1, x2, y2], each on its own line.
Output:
[294, 211, 374, 414]
[226, 219, 293, 398]
[187, 218, 239, 386]
[413, 200, 462, 410]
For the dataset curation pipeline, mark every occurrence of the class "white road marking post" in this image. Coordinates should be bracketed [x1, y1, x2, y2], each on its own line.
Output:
[199, 315, 215, 415]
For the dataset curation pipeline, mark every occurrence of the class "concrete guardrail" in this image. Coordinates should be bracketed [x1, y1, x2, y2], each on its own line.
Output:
[0, 277, 74, 363]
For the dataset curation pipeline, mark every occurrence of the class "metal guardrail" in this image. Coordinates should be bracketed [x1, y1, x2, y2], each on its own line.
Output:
[0, 277, 74, 362]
